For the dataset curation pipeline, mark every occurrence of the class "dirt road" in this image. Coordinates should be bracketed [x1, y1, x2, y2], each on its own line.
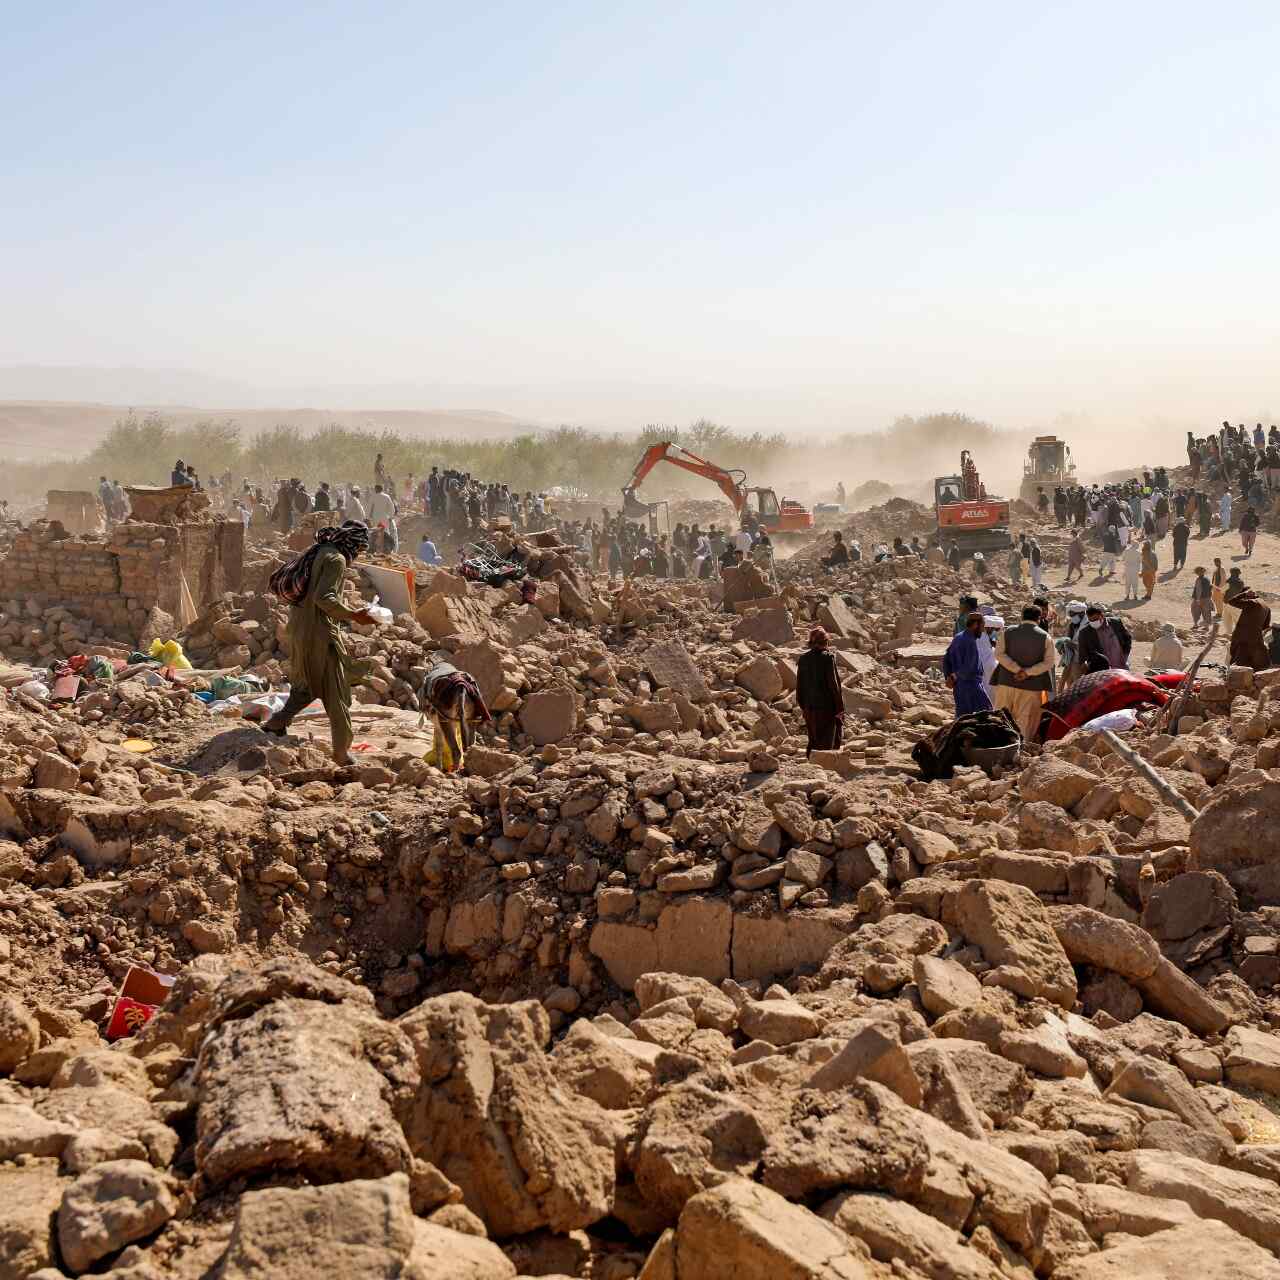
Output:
[1029, 523, 1280, 666]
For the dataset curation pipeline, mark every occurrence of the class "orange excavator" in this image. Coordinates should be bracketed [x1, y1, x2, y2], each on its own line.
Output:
[621, 441, 814, 535]
[933, 450, 1012, 553]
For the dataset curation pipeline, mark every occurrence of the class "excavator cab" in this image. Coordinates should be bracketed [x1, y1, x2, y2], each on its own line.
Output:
[935, 454, 1012, 553]
[935, 476, 963, 507]
[749, 488, 781, 521]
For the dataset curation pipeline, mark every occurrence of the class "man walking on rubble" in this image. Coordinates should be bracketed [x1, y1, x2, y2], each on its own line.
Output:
[262, 521, 380, 767]
[1064, 530, 1085, 584]
[991, 605, 1056, 742]
[1007, 542, 1023, 585]
[796, 627, 844, 756]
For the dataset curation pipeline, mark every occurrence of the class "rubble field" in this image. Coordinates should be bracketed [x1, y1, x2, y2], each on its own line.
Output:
[1, 494, 1280, 1279]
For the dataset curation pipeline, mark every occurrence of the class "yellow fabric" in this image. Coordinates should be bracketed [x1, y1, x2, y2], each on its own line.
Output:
[148, 638, 192, 670]
[425, 711, 462, 773]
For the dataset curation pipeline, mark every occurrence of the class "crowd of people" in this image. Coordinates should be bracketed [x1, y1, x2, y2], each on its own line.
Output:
[938, 587, 1280, 745]
[1015, 443, 1271, 638]
[161, 456, 569, 556]
[158, 454, 794, 585]
[85, 426, 1280, 763]
[941, 595, 1137, 742]
[935, 419, 1280, 742]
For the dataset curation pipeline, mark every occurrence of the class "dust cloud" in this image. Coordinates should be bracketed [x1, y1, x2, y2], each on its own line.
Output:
[757, 411, 1221, 510]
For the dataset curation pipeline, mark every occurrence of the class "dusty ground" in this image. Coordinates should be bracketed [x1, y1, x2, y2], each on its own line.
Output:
[1012, 523, 1280, 668]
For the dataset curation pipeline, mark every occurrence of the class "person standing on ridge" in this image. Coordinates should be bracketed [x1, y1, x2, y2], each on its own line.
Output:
[796, 627, 844, 756]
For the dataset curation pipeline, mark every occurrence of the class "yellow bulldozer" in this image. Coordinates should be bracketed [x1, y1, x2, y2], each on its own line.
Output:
[1020, 436, 1076, 503]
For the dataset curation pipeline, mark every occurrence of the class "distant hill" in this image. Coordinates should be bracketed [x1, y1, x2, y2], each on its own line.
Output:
[0, 364, 259, 407]
[0, 400, 540, 460]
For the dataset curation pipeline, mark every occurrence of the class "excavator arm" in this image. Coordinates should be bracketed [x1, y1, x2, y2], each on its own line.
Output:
[622, 442, 747, 515]
[959, 450, 987, 501]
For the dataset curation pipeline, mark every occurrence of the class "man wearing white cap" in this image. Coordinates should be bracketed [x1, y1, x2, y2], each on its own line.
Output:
[1059, 601, 1088, 688]
[1121, 533, 1143, 603]
[977, 612, 1003, 703]
[1150, 623, 1184, 671]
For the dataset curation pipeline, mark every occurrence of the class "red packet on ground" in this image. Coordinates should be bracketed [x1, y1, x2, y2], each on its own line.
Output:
[50, 672, 82, 702]
[105, 966, 175, 1040]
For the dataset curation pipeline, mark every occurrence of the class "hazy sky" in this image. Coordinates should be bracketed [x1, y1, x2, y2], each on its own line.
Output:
[5, 1, 1280, 438]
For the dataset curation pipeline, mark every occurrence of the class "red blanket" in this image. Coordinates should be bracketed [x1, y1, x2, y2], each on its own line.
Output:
[1039, 669, 1168, 742]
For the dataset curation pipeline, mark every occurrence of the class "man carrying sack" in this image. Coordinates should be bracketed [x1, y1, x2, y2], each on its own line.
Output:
[262, 520, 380, 766]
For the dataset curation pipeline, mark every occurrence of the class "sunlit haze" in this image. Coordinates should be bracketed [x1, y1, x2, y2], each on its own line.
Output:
[5, 1, 1280, 458]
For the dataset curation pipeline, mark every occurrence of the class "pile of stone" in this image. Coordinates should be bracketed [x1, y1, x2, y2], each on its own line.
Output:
[0, 601, 127, 664]
[784, 497, 935, 569]
[4, 810, 1280, 1278]
[4, 449, 1280, 1277]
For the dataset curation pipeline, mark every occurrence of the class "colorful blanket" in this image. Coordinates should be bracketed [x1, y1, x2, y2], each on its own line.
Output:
[1039, 669, 1168, 742]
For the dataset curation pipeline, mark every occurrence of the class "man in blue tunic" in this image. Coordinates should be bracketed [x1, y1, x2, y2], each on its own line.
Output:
[943, 612, 993, 716]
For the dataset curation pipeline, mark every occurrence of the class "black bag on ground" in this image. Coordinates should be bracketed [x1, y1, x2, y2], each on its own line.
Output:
[911, 708, 1021, 782]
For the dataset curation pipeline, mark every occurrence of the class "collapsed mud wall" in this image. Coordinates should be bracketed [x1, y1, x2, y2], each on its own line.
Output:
[0, 519, 244, 643]
[44, 490, 104, 536]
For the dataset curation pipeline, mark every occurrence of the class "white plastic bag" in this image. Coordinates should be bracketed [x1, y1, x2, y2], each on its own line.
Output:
[241, 692, 287, 723]
[1081, 708, 1138, 734]
[17, 680, 49, 702]
[367, 595, 393, 626]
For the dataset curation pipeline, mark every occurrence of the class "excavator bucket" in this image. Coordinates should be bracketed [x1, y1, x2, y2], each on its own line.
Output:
[622, 487, 653, 519]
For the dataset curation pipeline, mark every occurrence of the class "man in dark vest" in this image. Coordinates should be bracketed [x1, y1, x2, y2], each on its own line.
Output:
[991, 604, 1056, 743]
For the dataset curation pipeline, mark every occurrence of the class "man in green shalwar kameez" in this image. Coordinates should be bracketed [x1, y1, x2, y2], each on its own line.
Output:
[263, 521, 378, 764]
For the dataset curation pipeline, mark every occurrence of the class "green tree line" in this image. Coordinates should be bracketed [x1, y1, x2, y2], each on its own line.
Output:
[2, 414, 791, 502]
[2, 409, 1008, 506]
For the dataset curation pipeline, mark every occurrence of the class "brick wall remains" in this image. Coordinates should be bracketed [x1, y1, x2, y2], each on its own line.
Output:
[0, 518, 245, 644]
